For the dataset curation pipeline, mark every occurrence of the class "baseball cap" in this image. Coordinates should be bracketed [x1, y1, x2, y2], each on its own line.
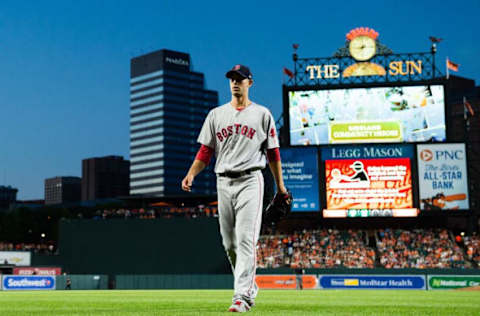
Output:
[226, 64, 252, 80]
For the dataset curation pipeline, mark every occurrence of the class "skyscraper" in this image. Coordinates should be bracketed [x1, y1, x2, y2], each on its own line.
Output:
[0, 185, 18, 210]
[45, 176, 81, 205]
[82, 156, 130, 201]
[130, 49, 218, 196]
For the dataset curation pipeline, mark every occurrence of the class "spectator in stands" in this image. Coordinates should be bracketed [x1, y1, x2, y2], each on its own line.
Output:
[257, 229, 375, 269]
[376, 229, 470, 269]
[463, 234, 480, 267]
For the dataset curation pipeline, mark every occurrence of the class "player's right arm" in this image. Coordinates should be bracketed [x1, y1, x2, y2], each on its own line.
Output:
[182, 159, 207, 192]
[182, 110, 216, 192]
[181, 144, 214, 192]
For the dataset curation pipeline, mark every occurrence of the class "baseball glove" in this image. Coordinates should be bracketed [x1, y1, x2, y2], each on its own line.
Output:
[263, 190, 293, 224]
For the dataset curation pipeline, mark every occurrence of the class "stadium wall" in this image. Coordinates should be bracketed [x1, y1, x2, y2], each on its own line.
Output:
[57, 218, 231, 275]
[115, 274, 233, 289]
[55, 274, 108, 290]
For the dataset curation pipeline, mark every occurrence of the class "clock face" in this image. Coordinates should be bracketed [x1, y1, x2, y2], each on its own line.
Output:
[349, 36, 376, 61]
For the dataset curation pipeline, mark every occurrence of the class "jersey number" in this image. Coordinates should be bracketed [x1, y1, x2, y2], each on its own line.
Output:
[270, 128, 276, 138]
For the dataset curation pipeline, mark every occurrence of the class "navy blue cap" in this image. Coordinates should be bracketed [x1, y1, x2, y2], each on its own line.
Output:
[226, 64, 252, 80]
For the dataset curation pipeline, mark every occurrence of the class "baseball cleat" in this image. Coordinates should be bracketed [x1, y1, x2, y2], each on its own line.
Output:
[228, 300, 250, 312]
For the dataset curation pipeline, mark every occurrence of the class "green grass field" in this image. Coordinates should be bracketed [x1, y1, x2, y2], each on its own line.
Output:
[0, 289, 479, 315]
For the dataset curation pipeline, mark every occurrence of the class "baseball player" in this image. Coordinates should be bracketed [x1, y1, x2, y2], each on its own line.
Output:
[181, 64, 288, 312]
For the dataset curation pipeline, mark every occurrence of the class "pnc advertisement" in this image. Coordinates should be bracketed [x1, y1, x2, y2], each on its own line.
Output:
[321, 145, 416, 217]
[417, 144, 469, 210]
[289, 85, 445, 145]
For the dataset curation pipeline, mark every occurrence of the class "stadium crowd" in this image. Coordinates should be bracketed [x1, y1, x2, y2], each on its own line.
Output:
[257, 228, 477, 269]
[256, 229, 375, 269]
[0, 241, 57, 255]
[463, 234, 480, 267]
[84, 206, 218, 220]
[376, 229, 470, 268]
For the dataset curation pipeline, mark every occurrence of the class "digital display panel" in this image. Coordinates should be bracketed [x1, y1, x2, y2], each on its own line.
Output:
[280, 147, 319, 211]
[321, 144, 417, 218]
[417, 143, 469, 211]
[289, 85, 445, 145]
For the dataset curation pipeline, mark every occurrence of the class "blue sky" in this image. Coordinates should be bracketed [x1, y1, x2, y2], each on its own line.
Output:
[0, 0, 478, 199]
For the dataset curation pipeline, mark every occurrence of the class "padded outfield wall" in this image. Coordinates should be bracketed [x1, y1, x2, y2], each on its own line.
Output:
[56, 218, 231, 275]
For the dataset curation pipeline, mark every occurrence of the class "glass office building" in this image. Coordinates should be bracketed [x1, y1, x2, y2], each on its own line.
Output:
[130, 50, 218, 196]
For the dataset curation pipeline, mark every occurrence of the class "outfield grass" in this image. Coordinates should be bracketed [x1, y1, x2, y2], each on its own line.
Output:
[0, 289, 478, 315]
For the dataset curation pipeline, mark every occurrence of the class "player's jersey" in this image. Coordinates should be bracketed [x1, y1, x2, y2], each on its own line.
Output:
[197, 102, 279, 173]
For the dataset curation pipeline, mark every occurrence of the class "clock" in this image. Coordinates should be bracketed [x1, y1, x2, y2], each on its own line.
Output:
[349, 36, 376, 61]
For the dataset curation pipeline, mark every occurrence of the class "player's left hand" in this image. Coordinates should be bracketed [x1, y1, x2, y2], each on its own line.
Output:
[278, 186, 289, 199]
[263, 189, 293, 224]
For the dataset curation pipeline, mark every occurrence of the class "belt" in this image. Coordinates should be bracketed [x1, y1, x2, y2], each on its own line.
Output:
[218, 168, 262, 178]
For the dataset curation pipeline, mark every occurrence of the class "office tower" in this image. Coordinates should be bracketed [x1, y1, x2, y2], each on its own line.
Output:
[82, 156, 130, 201]
[130, 49, 218, 196]
[45, 176, 81, 205]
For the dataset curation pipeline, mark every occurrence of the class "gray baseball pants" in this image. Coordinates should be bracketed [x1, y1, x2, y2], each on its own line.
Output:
[216, 170, 264, 304]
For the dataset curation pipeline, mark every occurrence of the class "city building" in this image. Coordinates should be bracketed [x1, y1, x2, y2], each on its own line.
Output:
[45, 177, 81, 205]
[130, 49, 218, 196]
[0, 185, 18, 210]
[82, 156, 130, 201]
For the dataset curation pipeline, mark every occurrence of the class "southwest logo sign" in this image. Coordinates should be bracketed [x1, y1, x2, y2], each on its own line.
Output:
[3, 276, 56, 291]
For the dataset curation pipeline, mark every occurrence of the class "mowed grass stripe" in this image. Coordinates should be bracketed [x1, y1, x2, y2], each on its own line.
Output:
[0, 289, 478, 315]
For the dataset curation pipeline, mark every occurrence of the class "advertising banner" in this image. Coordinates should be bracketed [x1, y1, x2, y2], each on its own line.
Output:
[256, 275, 318, 289]
[321, 145, 416, 217]
[417, 144, 469, 210]
[319, 275, 426, 290]
[0, 251, 31, 266]
[289, 85, 445, 145]
[2, 275, 56, 291]
[281, 147, 319, 211]
[13, 267, 62, 276]
[428, 275, 480, 290]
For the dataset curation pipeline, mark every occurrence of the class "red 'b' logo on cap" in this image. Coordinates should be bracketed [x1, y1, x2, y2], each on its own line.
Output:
[234, 65, 241, 70]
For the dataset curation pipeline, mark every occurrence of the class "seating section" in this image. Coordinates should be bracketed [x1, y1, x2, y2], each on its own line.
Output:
[257, 228, 476, 269]
[0, 242, 57, 255]
[376, 229, 470, 268]
[463, 234, 480, 267]
[257, 229, 375, 268]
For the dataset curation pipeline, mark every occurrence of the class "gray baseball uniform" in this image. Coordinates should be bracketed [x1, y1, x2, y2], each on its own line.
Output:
[197, 102, 279, 304]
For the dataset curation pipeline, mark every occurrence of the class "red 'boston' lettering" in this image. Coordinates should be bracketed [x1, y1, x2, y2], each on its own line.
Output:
[241, 126, 248, 135]
[247, 128, 256, 139]
[216, 124, 256, 142]
[234, 124, 241, 134]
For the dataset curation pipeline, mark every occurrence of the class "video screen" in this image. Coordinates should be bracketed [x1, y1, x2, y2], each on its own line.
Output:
[321, 144, 417, 218]
[288, 85, 446, 145]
